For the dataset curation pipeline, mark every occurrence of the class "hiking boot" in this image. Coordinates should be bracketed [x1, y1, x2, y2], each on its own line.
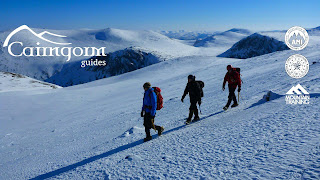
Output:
[157, 126, 164, 136]
[186, 110, 194, 124]
[223, 106, 228, 111]
[144, 136, 152, 142]
[231, 103, 238, 108]
[193, 109, 200, 121]
[193, 116, 200, 121]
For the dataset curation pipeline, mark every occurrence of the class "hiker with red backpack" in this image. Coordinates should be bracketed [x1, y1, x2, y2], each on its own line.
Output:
[222, 65, 241, 110]
[141, 82, 164, 142]
[181, 75, 204, 125]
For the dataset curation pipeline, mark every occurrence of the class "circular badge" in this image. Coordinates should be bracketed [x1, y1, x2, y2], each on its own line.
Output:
[285, 54, 309, 79]
[285, 26, 309, 51]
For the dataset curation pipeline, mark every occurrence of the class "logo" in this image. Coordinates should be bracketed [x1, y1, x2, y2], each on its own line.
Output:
[3, 25, 72, 47]
[285, 84, 310, 104]
[3, 25, 106, 62]
[285, 26, 309, 51]
[285, 54, 309, 79]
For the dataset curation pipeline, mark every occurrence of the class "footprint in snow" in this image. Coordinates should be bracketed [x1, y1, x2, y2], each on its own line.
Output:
[125, 155, 142, 161]
[121, 126, 144, 138]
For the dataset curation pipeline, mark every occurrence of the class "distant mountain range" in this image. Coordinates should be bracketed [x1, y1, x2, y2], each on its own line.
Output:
[193, 28, 252, 47]
[158, 30, 217, 40]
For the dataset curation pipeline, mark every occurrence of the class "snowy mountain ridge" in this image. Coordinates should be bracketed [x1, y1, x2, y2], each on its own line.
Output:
[46, 47, 164, 87]
[0, 26, 199, 82]
[218, 33, 289, 59]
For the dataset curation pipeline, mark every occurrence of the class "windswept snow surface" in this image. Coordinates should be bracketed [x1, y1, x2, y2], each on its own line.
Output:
[0, 71, 61, 92]
[0, 30, 320, 179]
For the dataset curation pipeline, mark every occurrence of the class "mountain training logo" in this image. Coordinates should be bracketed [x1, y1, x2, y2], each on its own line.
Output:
[3, 25, 107, 62]
[285, 84, 310, 104]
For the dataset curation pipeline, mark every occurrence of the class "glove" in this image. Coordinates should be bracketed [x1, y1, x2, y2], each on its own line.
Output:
[238, 87, 241, 92]
[181, 97, 184, 103]
[151, 116, 155, 119]
[222, 86, 225, 91]
[141, 111, 144, 117]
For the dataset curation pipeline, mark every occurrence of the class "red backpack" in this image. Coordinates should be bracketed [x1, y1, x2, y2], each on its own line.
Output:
[152, 87, 163, 110]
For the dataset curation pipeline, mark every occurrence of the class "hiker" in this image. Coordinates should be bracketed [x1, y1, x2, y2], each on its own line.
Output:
[181, 75, 203, 124]
[222, 65, 241, 110]
[141, 82, 164, 142]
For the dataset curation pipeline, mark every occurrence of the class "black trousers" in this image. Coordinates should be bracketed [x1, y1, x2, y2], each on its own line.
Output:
[144, 112, 161, 137]
[189, 98, 198, 111]
[226, 86, 237, 107]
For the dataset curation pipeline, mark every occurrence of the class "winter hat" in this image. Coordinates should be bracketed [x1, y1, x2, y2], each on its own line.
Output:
[143, 82, 151, 88]
[227, 65, 232, 70]
[188, 74, 195, 80]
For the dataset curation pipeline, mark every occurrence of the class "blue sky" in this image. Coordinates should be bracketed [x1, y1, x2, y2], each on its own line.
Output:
[1, 0, 319, 31]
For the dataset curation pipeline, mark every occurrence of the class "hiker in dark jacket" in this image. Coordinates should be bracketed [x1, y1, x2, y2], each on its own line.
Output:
[181, 75, 201, 124]
[222, 65, 241, 110]
[141, 82, 164, 142]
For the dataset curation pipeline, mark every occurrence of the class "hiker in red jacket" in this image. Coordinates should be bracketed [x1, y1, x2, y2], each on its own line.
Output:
[222, 65, 241, 110]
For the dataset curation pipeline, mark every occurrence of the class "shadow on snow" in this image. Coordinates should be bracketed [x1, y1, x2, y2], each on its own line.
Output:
[30, 110, 223, 179]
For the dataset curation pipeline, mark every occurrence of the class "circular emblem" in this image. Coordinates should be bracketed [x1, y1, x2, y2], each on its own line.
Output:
[285, 54, 309, 79]
[285, 26, 309, 51]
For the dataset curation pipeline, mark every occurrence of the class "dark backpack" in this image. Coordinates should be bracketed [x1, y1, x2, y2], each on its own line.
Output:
[233, 67, 240, 74]
[232, 67, 242, 83]
[195, 81, 205, 97]
[152, 87, 163, 110]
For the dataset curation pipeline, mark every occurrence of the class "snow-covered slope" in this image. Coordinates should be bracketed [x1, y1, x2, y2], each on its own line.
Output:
[1, 32, 320, 180]
[193, 28, 252, 47]
[0, 71, 61, 92]
[46, 47, 164, 87]
[218, 33, 289, 59]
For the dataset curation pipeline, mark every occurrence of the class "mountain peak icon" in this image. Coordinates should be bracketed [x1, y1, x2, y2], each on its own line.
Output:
[286, 84, 309, 95]
[3, 25, 72, 47]
[288, 30, 306, 40]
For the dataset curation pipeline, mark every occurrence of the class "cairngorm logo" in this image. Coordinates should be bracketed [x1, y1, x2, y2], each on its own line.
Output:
[3, 25, 106, 61]
[285, 84, 310, 104]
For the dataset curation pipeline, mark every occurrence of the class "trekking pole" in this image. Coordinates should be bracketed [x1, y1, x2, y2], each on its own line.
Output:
[238, 92, 240, 103]
[240, 93, 244, 101]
